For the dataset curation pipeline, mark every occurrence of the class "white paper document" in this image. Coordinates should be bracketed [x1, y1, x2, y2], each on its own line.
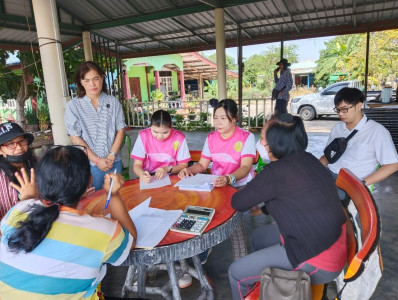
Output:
[174, 173, 219, 192]
[139, 174, 171, 190]
[128, 197, 183, 249]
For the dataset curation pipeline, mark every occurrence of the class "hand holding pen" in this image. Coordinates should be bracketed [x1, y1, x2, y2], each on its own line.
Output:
[104, 170, 124, 209]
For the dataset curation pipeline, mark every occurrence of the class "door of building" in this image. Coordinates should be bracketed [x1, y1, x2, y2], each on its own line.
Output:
[129, 77, 142, 102]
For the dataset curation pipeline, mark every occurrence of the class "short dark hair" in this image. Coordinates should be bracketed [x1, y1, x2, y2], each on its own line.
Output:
[74, 61, 108, 98]
[266, 113, 308, 159]
[8, 146, 90, 253]
[334, 87, 365, 106]
[213, 99, 238, 122]
[150, 110, 172, 128]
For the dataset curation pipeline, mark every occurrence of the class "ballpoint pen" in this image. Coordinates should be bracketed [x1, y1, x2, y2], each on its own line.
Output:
[105, 169, 117, 209]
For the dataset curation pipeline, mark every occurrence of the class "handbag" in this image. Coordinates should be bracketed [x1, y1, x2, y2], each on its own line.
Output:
[259, 267, 312, 300]
[272, 86, 286, 100]
[324, 129, 358, 164]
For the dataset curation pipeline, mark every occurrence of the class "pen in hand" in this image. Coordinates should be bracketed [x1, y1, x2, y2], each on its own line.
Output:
[105, 169, 117, 209]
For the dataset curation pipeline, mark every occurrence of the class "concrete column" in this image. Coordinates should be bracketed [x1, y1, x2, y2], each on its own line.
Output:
[198, 74, 203, 100]
[215, 8, 227, 100]
[179, 71, 186, 101]
[238, 26, 243, 125]
[155, 71, 161, 90]
[122, 72, 131, 100]
[82, 31, 93, 61]
[32, 0, 70, 145]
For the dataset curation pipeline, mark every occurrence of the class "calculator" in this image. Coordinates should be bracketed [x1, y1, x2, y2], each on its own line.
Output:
[170, 206, 215, 235]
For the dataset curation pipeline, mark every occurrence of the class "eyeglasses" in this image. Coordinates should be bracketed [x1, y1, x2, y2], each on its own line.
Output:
[2, 138, 28, 150]
[47, 145, 88, 155]
[333, 105, 355, 114]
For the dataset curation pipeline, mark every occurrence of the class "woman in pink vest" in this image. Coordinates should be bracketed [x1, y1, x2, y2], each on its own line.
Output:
[131, 110, 191, 183]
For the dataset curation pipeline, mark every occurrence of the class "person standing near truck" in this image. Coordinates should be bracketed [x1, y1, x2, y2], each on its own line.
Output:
[273, 58, 293, 114]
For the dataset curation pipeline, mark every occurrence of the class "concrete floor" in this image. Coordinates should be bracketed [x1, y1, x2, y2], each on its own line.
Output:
[105, 118, 398, 299]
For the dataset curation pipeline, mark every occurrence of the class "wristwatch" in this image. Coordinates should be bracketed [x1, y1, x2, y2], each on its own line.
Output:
[229, 174, 237, 185]
[109, 151, 116, 157]
[168, 165, 173, 173]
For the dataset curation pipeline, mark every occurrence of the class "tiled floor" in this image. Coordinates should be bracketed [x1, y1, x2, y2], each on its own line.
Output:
[106, 126, 398, 299]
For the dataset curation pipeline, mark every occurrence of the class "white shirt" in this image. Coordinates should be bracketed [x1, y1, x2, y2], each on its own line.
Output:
[326, 114, 398, 180]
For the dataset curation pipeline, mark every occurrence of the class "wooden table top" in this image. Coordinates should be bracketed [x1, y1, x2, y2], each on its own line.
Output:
[78, 175, 237, 247]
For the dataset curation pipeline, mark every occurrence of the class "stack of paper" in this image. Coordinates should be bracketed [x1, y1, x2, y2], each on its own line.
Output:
[174, 174, 219, 192]
[139, 174, 171, 190]
[128, 197, 183, 249]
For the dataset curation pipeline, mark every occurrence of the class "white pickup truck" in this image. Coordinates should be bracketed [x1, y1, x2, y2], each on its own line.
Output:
[290, 81, 362, 121]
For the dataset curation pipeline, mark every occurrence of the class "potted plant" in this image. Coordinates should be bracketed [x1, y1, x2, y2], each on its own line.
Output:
[38, 103, 50, 132]
[150, 89, 165, 107]
[24, 109, 39, 132]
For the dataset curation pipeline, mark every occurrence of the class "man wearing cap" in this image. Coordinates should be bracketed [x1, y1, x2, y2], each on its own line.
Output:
[274, 58, 293, 114]
[0, 122, 38, 220]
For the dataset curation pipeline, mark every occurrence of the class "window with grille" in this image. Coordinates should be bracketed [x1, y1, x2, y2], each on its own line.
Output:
[160, 77, 173, 93]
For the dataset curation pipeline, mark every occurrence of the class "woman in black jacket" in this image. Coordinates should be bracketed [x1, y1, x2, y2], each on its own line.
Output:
[228, 114, 347, 300]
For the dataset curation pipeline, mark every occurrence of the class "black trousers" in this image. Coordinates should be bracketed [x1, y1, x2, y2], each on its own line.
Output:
[274, 98, 288, 114]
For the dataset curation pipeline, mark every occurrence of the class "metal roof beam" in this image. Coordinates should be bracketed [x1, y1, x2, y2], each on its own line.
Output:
[83, 0, 172, 50]
[224, 10, 252, 39]
[279, 0, 300, 33]
[229, 1, 397, 29]
[126, 26, 172, 49]
[198, 0, 222, 8]
[0, 40, 38, 48]
[125, 0, 142, 13]
[118, 18, 398, 59]
[171, 18, 209, 44]
[0, 0, 5, 14]
[88, 0, 266, 30]
[352, 0, 357, 27]
[117, 4, 398, 49]
[0, 13, 82, 32]
[56, 2, 85, 25]
[165, 0, 178, 9]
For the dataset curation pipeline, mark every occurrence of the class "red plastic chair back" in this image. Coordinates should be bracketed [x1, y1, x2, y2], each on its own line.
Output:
[336, 168, 382, 282]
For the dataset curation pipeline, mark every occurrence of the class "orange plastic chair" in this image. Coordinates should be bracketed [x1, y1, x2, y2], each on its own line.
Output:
[244, 168, 381, 300]
[334, 168, 382, 299]
[189, 150, 202, 164]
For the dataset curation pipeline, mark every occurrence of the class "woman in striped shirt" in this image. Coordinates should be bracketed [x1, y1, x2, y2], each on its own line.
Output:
[65, 61, 126, 191]
[0, 146, 137, 299]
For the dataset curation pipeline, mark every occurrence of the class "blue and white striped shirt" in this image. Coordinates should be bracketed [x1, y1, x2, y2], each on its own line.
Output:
[65, 92, 126, 164]
[274, 69, 293, 101]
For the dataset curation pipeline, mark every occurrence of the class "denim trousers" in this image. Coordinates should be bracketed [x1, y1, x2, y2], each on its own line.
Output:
[90, 160, 122, 191]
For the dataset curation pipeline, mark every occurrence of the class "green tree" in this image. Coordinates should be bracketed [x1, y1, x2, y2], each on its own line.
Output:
[243, 45, 299, 91]
[207, 53, 237, 71]
[314, 30, 398, 88]
[315, 35, 362, 87]
[0, 47, 85, 128]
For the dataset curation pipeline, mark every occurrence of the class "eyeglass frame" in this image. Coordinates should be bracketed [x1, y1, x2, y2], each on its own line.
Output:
[1, 138, 29, 150]
[333, 104, 355, 114]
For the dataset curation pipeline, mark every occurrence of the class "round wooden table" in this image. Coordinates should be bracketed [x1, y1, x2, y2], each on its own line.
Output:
[78, 176, 241, 300]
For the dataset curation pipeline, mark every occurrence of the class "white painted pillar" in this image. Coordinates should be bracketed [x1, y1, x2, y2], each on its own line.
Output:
[32, 0, 70, 145]
[82, 31, 93, 61]
[198, 74, 203, 100]
[215, 7, 227, 100]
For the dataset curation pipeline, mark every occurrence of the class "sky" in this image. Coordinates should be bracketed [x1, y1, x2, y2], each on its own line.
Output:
[203, 36, 335, 62]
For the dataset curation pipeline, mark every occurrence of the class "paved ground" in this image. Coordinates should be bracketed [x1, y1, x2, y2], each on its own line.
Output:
[104, 116, 398, 299]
